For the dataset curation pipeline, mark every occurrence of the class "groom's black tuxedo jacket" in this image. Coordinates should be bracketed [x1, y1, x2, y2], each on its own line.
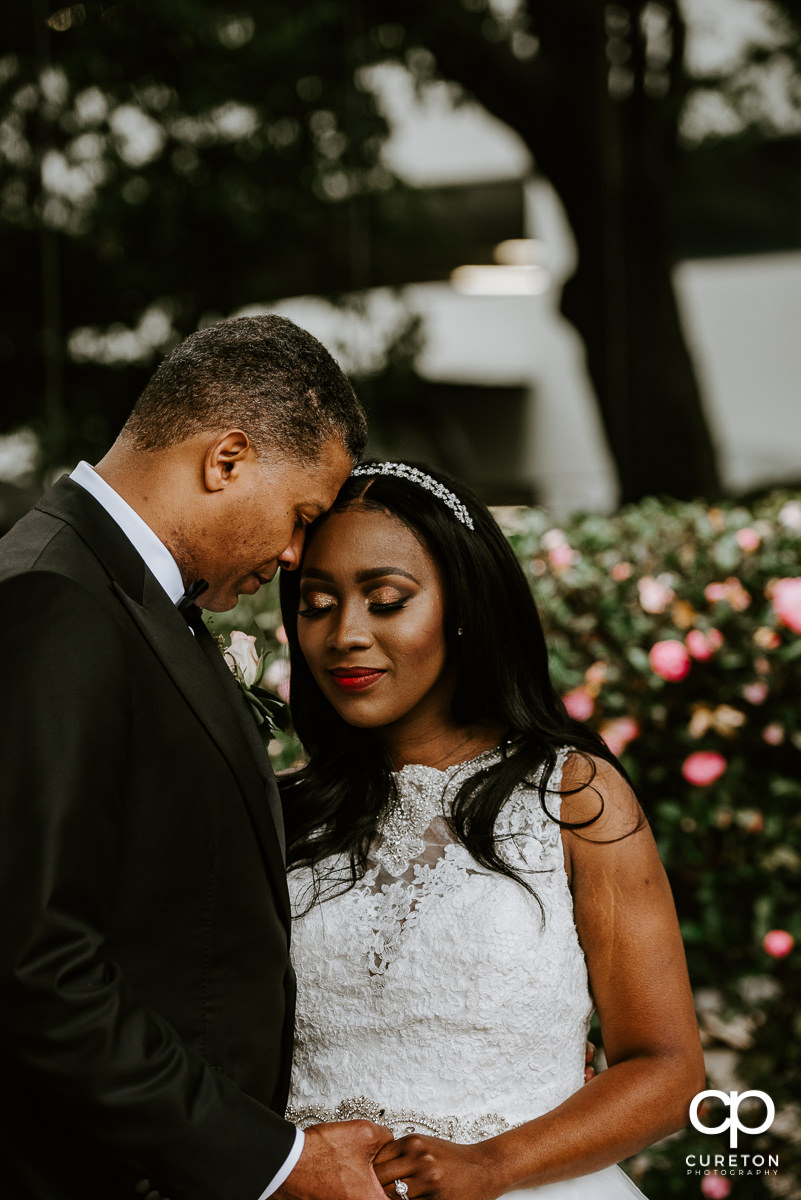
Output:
[0, 478, 297, 1200]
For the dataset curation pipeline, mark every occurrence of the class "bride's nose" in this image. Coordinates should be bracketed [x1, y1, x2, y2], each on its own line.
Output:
[325, 598, 373, 651]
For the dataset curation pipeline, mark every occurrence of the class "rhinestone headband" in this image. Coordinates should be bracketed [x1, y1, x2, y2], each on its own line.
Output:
[350, 462, 475, 530]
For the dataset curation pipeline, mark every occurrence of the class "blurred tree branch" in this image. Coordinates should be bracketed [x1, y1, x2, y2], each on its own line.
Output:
[1, 0, 798, 498]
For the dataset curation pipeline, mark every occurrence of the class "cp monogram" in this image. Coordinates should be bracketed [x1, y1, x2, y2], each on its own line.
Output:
[690, 1090, 775, 1149]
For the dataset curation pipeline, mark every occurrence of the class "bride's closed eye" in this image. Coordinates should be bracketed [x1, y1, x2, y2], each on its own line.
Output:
[298, 589, 337, 617]
[366, 586, 410, 613]
[297, 586, 412, 618]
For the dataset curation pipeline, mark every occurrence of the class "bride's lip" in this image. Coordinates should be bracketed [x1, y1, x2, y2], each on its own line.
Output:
[329, 667, 386, 691]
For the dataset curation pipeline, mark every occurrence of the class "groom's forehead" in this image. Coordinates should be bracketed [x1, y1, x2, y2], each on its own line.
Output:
[247, 438, 353, 510]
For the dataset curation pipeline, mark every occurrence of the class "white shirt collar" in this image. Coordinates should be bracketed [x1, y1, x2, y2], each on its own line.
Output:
[70, 461, 186, 606]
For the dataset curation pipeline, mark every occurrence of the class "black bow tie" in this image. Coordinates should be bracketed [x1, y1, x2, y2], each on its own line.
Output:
[177, 579, 209, 616]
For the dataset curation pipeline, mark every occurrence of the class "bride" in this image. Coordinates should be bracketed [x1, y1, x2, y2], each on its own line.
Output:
[277, 461, 704, 1200]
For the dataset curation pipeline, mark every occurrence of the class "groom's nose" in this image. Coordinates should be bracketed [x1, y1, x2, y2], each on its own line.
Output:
[277, 526, 305, 571]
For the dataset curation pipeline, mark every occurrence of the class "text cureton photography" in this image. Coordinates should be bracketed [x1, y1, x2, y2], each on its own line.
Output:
[686, 1089, 781, 1183]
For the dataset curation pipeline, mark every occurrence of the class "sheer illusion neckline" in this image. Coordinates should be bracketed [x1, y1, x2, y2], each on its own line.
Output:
[377, 741, 513, 878]
[391, 738, 512, 783]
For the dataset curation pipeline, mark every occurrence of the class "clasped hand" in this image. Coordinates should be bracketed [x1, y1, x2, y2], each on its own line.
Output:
[374, 1134, 498, 1200]
[370, 1041, 597, 1199]
[276, 1119, 393, 1200]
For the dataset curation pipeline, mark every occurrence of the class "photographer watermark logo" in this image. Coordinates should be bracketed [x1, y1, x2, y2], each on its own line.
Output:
[690, 1090, 775, 1149]
[686, 1090, 780, 1180]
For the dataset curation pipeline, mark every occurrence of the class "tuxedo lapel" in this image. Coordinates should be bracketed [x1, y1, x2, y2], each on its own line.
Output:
[36, 478, 290, 928]
[36, 476, 150, 599]
[114, 580, 290, 927]
[188, 611, 287, 860]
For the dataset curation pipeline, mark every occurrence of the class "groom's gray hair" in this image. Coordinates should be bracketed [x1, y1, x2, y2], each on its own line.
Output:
[120, 314, 366, 464]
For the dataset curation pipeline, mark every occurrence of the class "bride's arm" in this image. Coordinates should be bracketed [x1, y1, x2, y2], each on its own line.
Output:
[374, 755, 705, 1200]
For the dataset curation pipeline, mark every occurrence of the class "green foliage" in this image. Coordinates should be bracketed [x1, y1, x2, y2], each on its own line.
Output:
[214, 487, 801, 1194]
[6, 1, 799, 495]
[206, 594, 299, 772]
[1, 1, 392, 462]
[503, 489, 801, 1196]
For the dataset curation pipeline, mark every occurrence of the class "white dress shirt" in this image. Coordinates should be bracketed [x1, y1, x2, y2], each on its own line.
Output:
[70, 461, 185, 603]
[69, 461, 305, 1198]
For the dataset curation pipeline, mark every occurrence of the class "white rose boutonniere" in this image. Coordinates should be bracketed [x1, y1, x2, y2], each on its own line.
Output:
[223, 631, 261, 686]
[219, 630, 290, 742]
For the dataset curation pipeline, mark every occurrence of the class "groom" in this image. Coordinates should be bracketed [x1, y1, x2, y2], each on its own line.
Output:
[0, 316, 391, 1200]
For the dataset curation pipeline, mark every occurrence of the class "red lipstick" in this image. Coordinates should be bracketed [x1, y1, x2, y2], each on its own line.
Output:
[330, 667, 386, 692]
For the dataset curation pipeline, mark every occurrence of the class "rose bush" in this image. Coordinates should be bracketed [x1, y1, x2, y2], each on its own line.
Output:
[503, 489, 801, 1197]
[212, 488, 801, 1195]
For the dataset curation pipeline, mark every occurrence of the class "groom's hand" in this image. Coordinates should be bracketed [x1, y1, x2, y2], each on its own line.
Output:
[276, 1119, 394, 1200]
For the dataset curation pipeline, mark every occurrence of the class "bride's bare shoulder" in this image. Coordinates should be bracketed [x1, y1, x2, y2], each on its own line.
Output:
[558, 750, 645, 844]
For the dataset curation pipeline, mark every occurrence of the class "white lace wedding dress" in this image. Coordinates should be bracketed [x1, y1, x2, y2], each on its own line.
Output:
[286, 745, 646, 1197]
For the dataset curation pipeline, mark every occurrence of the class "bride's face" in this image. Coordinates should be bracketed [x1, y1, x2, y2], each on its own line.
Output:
[295, 507, 454, 732]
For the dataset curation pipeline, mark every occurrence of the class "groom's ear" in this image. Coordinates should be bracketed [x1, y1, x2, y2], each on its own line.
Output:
[203, 429, 253, 492]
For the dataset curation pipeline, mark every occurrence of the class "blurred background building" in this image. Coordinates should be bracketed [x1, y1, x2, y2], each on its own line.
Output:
[1, 0, 800, 525]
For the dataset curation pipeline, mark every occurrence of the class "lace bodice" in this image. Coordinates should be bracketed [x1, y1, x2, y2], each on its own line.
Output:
[286, 744, 594, 1140]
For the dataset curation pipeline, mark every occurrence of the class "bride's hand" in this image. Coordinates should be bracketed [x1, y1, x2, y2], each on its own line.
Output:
[373, 1134, 498, 1200]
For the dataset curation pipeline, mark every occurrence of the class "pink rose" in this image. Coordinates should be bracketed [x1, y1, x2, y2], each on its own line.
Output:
[762, 722, 785, 746]
[584, 660, 608, 690]
[541, 528, 568, 550]
[649, 640, 691, 682]
[563, 687, 594, 721]
[600, 716, 640, 756]
[611, 561, 633, 582]
[685, 628, 723, 661]
[742, 680, 769, 705]
[753, 626, 781, 650]
[637, 574, 675, 614]
[548, 543, 577, 571]
[223, 631, 261, 686]
[701, 1176, 731, 1199]
[705, 577, 751, 611]
[705, 582, 728, 604]
[763, 929, 794, 958]
[682, 750, 726, 787]
[778, 500, 801, 530]
[264, 658, 291, 703]
[613, 716, 640, 742]
[727, 578, 752, 611]
[771, 577, 801, 634]
[735, 527, 760, 552]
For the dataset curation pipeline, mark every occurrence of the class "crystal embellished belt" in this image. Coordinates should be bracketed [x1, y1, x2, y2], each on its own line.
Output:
[286, 1096, 515, 1143]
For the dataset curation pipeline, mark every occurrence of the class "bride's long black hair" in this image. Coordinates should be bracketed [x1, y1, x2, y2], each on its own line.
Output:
[279, 462, 634, 899]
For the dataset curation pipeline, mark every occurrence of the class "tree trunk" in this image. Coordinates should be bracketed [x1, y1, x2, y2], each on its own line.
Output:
[527, 0, 720, 502]
[396, 0, 723, 502]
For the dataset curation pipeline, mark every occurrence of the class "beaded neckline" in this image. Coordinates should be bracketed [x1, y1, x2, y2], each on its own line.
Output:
[376, 742, 510, 877]
[391, 739, 511, 782]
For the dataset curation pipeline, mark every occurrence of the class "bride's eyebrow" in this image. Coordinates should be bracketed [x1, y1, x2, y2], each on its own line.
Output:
[300, 567, 336, 581]
[355, 567, 420, 585]
[300, 566, 421, 584]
